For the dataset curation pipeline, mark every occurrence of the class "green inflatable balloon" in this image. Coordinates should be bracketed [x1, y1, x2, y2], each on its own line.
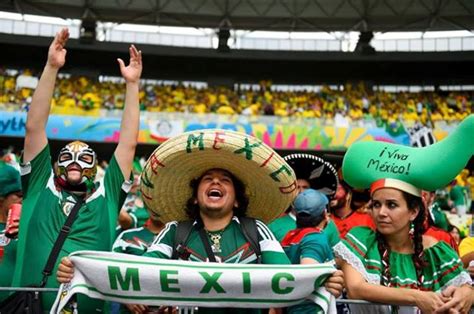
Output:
[342, 114, 474, 192]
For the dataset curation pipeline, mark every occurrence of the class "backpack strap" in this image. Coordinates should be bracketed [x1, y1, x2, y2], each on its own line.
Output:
[171, 220, 194, 260]
[40, 197, 84, 287]
[239, 217, 262, 264]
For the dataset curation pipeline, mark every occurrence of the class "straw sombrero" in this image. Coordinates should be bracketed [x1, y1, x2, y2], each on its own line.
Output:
[284, 153, 339, 198]
[140, 129, 298, 223]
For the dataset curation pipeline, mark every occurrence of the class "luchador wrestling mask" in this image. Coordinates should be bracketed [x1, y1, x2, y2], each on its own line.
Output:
[57, 141, 97, 184]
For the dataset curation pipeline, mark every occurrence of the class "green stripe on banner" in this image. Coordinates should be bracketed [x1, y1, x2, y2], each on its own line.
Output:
[314, 291, 330, 307]
[73, 284, 304, 303]
[78, 254, 334, 271]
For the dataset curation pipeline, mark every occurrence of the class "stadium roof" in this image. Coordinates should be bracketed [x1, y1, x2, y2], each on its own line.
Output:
[2, 0, 474, 32]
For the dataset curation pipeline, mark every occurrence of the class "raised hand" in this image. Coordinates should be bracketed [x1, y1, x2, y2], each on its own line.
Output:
[47, 28, 69, 69]
[117, 45, 142, 84]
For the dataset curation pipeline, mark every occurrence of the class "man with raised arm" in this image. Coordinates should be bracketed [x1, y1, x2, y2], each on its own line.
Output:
[11, 28, 142, 312]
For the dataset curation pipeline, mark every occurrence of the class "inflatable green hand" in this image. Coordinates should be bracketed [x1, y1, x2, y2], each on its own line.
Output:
[342, 114, 474, 191]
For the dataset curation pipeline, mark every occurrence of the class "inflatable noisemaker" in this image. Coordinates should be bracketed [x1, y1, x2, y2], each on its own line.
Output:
[342, 114, 474, 196]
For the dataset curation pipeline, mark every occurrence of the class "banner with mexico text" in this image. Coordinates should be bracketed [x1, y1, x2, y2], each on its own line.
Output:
[51, 251, 336, 313]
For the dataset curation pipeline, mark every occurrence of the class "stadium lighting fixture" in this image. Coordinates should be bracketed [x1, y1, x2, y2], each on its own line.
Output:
[79, 18, 96, 44]
[217, 28, 231, 52]
[354, 31, 376, 54]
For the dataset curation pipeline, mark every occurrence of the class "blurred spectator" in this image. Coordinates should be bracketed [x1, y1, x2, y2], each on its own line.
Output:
[0, 72, 472, 121]
[448, 224, 462, 246]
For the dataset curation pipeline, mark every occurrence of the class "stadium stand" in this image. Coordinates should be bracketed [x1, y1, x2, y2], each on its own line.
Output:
[0, 0, 473, 312]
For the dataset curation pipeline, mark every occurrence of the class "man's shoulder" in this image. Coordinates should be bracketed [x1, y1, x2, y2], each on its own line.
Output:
[268, 214, 294, 227]
[117, 226, 146, 240]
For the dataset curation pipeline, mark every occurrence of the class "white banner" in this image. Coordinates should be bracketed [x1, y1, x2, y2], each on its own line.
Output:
[51, 251, 337, 313]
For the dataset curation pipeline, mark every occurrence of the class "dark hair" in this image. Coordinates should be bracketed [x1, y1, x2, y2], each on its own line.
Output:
[185, 169, 249, 220]
[350, 188, 370, 211]
[296, 212, 326, 228]
[375, 190, 426, 288]
[447, 224, 459, 233]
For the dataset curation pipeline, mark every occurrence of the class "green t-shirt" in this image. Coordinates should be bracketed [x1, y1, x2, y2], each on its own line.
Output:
[123, 194, 149, 228]
[116, 197, 150, 237]
[430, 203, 449, 231]
[113, 226, 156, 256]
[282, 228, 333, 314]
[450, 185, 469, 207]
[268, 213, 341, 247]
[145, 217, 290, 314]
[0, 222, 18, 301]
[13, 144, 130, 312]
[113, 226, 158, 314]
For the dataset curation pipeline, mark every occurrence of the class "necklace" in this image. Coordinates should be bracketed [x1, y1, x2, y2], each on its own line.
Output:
[207, 230, 224, 253]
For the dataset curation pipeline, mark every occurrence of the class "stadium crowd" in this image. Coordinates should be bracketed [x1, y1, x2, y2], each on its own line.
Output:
[0, 68, 472, 123]
[1, 28, 474, 314]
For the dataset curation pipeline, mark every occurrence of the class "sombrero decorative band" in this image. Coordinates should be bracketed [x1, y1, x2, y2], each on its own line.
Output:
[284, 153, 338, 198]
[342, 114, 473, 194]
[140, 129, 298, 223]
[370, 178, 421, 197]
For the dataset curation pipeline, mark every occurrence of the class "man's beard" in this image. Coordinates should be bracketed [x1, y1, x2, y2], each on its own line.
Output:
[330, 198, 347, 211]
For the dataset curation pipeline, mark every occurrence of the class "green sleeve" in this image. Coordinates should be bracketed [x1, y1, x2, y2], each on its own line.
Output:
[300, 233, 334, 263]
[323, 220, 341, 247]
[143, 222, 177, 259]
[20, 144, 52, 198]
[129, 206, 149, 228]
[257, 220, 291, 265]
[450, 186, 465, 206]
[423, 241, 471, 291]
[104, 155, 131, 212]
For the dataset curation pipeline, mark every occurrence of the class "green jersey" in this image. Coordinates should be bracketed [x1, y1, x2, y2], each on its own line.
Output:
[113, 225, 156, 256]
[0, 222, 17, 301]
[450, 185, 469, 207]
[281, 228, 334, 314]
[123, 195, 149, 228]
[113, 225, 158, 314]
[13, 145, 130, 312]
[116, 196, 149, 237]
[430, 203, 449, 231]
[268, 213, 341, 247]
[145, 217, 290, 314]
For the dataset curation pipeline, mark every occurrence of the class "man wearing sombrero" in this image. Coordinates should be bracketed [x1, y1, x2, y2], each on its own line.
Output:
[138, 130, 315, 268]
[60, 129, 346, 312]
[269, 153, 341, 247]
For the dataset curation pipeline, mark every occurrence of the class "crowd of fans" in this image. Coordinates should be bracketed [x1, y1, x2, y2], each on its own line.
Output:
[0, 69, 472, 123]
[2, 30, 473, 313]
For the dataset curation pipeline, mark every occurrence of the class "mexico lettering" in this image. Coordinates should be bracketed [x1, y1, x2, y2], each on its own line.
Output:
[107, 266, 296, 295]
[366, 147, 411, 175]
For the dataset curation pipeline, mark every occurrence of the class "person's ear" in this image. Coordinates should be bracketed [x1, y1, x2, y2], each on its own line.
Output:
[409, 207, 420, 222]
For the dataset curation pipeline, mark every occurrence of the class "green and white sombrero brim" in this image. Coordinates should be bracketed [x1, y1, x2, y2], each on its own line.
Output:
[140, 129, 298, 223]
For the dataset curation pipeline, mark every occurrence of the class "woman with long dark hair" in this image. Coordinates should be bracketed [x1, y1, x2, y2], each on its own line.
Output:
[335, 180, 471, 313]
[334, 115, 474, 313]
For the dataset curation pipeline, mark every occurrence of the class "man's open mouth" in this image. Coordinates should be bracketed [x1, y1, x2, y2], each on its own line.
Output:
[207, 189, 223, 199]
